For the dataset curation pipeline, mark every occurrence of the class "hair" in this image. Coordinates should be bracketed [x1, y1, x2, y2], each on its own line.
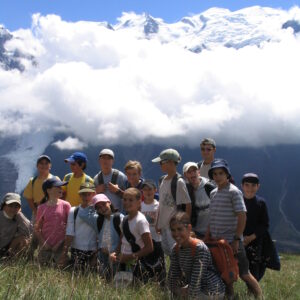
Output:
[200, 138, 216, 149]
[75, 159, 87, 170]
[124, 160, 142, 174]
[169, 211, 191, 228]
[124, 187, 141, 200]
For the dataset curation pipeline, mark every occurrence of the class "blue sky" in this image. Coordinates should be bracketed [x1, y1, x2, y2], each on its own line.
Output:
[1, 0, 300, 30]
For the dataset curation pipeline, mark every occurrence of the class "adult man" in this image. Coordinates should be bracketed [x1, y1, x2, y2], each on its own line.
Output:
[197, 138, 217, 179]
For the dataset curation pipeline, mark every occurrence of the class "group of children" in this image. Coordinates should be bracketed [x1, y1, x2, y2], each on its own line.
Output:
[0, 138, 277, 299]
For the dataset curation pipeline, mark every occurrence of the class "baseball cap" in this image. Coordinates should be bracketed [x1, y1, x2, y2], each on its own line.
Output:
[42, 178, 68, 193]
[183, 162, 198, 174]
[65, 152, 88, 163]
[152, 148, 181, 163]
[208, 158, 231, 179]
[92, 194, 111, 208]
[242, 173, 260, 184]
[99, 148, 114, 158]
[141, 179, 157, 189]
[37, 155, 51, 164]
[200, 138, 216, 148]
[78, 182, 96, 194]
[2, 193, 21, 206]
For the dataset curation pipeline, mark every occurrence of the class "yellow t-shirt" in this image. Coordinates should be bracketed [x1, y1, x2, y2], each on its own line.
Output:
[23, 174, 60, 204]
[62, 173, 94, 207]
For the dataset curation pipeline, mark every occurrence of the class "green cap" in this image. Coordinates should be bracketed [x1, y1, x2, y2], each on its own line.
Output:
[152, 148, 181, 163]
[78, 182, 96, 194]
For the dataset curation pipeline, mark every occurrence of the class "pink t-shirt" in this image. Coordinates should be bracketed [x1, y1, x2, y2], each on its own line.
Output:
[36, 199, 71, 247]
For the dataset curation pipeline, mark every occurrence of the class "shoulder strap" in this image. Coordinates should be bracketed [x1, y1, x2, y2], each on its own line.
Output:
[158, 175, 165, 187]
[111, 170, 119, 185]
[170, 173, 180, 202]
[112, 213, 121, 236]
[96, 214, 105, 232]
[31, 176, 38, 188]
[73, 206, 79, 231]
[204, 182, 215, 198]
[197, 160, 203, 169]
[84, 174, 92, 183]
[97, 171, 104, 185]
[175, 238, 201, 257]
[65, 173, 73, 182]
[122, 216, 141, 253]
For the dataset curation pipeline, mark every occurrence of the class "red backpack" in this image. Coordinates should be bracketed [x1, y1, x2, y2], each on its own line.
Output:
[204, 238, 239, 285]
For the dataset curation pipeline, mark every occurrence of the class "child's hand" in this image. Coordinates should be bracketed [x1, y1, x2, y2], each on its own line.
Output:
[155, 225, 161, 234]
[109, 252, 118, 262]
[96, 184, 106, 193]
[108, 182, 119, 193]
[243, 234, 256, 246]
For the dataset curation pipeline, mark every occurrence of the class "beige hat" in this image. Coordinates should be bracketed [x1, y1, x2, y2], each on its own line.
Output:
[2, 193, 21, 206]
[183, 162, 198, 174]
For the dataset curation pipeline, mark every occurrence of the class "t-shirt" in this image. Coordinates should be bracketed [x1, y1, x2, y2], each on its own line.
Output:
[93, 169, 127, 211]
[23, 174, 59, 204]
[209, 183, 246, 243]
[157, 177, 191, 230]
[62, 173, 94, 207]
[199, 162, 212, 179]
[141, 200, 161, 242]
[101, 218, 112, 250]
[193, 177, 211, 235]
[36, 199, 71, 247]
[65, 206, 97, 251]
[121, 211, 150, 255]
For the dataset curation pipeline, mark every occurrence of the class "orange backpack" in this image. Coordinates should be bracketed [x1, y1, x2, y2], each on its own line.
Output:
[204, 238, 239, 285]
[175, 238, 202, 256]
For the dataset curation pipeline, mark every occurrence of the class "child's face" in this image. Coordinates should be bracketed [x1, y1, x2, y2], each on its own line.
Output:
[242, 182, 260, 199]
[170, 222, 191, 247]
[37, 159, 51, 175]
[80, 192, 95, 206]
[160, 160, 176, 173]
[3, 203, 21, 218]
[70, 161, 82, 174]
[142, 186, 156, 203]
[201, 144, 216, 161]
[126, 168, 141, 186]
[123, 193, 140, 214]
[212, 168, 228, 187]
[95, 201, 111, 216]
[47, 186, 63, 199]
[184, 167, 199, 185]
[99, 155, 114, 171]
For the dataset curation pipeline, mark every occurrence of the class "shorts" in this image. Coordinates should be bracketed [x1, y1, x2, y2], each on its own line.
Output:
[235, 241, 250, 276]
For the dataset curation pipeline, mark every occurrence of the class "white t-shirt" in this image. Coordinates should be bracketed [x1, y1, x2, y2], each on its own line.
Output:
[101, 218, 112, 251]
[199, 162, 212, 179]
[121, 211, 150, 255]
[66, 206, 97, 251]
[141, 200, 161, 242]
[157, 177, 191, 230]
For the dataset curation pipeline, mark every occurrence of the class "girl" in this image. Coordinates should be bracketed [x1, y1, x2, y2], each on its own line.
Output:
[78, 193, 123, 278]
[168, 211, 225, 299]
[35, 178, 71, 265]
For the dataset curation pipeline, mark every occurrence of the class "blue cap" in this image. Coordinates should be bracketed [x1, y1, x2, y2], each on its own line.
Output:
[64, 152, 88, 163]
[42, 178, 68, 193]
[208, 158, 231, 180]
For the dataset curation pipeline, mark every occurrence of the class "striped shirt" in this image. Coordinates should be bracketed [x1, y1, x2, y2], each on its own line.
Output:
[209, 183, 246, 243]
[168, 241, 225, 298]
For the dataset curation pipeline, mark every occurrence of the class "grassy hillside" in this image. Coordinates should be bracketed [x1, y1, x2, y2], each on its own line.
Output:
[0, 254, 299, 299]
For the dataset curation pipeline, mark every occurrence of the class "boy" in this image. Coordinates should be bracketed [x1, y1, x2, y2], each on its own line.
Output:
[152, 148, 191, 255]
[182, 162, 215, 238]
[60, 182, 97, 271]
[62, 152, 94, 207]
[206, 159, 262, 298]
[93, 149, 127, 212]
[141, 179, 165, 283]
[0, 193, 31, 259]
[23, 155, 58, 217]
[197, 138, 217, 179]
[242, 173, 270, 281]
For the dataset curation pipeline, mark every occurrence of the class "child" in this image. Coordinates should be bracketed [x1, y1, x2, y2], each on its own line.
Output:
[152, 148, 191, 255]
[60, 182, 98, 271]
[93, 149, 127, 212]
[112, 188, 154, 283]
[207, 159, 262, 298]
[78, 193, 123, 279]
[63, 152, 94, 207]
[23, 155, 58, 218]
[0, 193, 31, 259]
[241, 173, 270, 281]
[183, 162, 214, 239]
[35, 178, 71, 265]
[141, 180, 166, 284]
[168, 211, 225, 299]
[197, 138, 217, 179]
[124, 160, 144, 190]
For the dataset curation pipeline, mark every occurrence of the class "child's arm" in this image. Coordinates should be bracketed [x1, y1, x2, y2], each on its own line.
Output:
[232, 211, 246, 253]
[185, 203, 192, 219]
[78, 207, 99, 232]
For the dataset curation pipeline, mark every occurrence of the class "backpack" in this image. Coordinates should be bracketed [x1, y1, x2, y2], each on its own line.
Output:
[96, 212, 122, 236]
[204, 238, 239, 285]
[122, 216, 141, 253]
[175, 238, 202, 257]
[97, 169, 119, 185]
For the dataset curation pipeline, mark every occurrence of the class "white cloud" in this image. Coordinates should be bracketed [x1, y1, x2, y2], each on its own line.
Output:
[1, 8, 300, 148]
[52, 136, 87, 150]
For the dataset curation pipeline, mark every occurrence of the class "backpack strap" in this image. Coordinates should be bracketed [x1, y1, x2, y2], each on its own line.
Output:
[73, 206, 79, 231]
[122, 216, 141, 253]
[96, 214, 105, 233]
[64, 173, 73, 183]
[111, 170, 119, 185]
[186, 183, 197, 227]
[175, 238, 201, 257]
[97, 171, 104, 185]
[84, 174, 92, 184]
[197, 160, 203, 169]
[31, 176, 38, 188]
[170, 173, 179, 202]
[112, 212, 121, 236]
[204, 182, 215, 198]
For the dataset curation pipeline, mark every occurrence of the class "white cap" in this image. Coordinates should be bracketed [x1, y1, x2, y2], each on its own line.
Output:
[183, 162, 198, 174]
[99, 148, 114, 158]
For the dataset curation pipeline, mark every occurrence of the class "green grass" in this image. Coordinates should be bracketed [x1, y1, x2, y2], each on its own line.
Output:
[0, 254, 299, 299]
